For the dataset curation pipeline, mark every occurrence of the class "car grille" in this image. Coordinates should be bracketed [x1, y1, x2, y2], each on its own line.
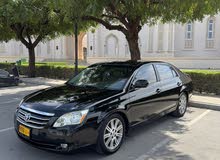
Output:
[17, 106, 55, 129]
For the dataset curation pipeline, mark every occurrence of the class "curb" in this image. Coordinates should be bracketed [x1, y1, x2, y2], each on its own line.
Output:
[189, 101, 220, 111]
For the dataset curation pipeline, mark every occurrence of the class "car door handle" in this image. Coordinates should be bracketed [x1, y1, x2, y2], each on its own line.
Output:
[177, 82, 182, 86]
[156, 89, 161, 94]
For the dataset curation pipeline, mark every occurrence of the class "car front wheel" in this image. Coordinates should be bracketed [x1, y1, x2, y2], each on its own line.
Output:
[96, 114, 125, 154]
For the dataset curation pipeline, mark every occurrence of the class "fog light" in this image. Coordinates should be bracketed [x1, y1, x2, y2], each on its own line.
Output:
[60, 144, 68, 149]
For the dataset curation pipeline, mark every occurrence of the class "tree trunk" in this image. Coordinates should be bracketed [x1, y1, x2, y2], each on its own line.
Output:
[28, 47, 36, 77]
[126, 31, 141, 61]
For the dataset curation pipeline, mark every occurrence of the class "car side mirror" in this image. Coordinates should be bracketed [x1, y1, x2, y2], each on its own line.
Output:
[133, 80, 149, 89]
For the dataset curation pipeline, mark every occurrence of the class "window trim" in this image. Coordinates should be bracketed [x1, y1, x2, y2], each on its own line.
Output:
[128, 63, 158, 91]
[154, 63, 177, 81]
[185, 21, 193, 40]
[170, 66, 179, 77]
[207, 17, 215, 40]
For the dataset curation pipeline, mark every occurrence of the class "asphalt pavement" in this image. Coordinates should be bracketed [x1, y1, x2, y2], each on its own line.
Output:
[0, 84, 220, 160]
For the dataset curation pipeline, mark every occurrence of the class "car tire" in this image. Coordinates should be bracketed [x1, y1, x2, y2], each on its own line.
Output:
[96, 114, 125, 154]
[171, 92, 188, 117]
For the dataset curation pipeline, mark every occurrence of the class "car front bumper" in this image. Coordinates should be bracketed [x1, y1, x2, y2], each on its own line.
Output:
[14, 119, 99, 152]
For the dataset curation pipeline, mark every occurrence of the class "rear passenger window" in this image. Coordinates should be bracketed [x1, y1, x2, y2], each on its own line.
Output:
[135, 64, 157, 84]
[171, 67, 178, 77]
[156, 64, 174, 80]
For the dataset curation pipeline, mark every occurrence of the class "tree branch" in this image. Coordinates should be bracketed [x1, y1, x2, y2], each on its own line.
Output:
[82, 15, 127, 34]
[26, 28, 32, 44]
[102, 14, 120, 20]
[107, 2, 129, 28]
[33, 35, 43, 48]
[10, 24, 30, 47]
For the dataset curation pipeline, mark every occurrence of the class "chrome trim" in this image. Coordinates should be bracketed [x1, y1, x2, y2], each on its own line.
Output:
[18, 113, 48, 125]
[17, 117, 44, 129]
[20, 105, 55, 117]
[18, 109, 50, 121]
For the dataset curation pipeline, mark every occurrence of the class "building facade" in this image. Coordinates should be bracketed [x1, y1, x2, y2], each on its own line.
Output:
[0, 14, 220, 69]
[0, 33, 87, 63]
[87, 14, 220, 69]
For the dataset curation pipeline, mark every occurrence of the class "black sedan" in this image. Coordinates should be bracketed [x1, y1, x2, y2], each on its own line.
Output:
[0, 69, 19, 87]
[14, 61, 193, 154]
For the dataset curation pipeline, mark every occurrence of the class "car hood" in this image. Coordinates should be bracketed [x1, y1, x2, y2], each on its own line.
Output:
[22, 84, 121, 114]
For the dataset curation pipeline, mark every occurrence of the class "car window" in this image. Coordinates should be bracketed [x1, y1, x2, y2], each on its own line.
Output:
[171, 67, 178, 77]
[67, 65, 134, 91]
[0, 69, 9, 78]
[134, 64, 157, 84]
[156, 64, 174, 80]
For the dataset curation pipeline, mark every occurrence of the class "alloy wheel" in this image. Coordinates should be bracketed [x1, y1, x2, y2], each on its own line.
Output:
[103, 118, 124, 151]
[179, 94, 187, 115]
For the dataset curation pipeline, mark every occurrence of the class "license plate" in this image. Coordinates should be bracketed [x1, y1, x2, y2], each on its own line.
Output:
[19, 125, 30, 137]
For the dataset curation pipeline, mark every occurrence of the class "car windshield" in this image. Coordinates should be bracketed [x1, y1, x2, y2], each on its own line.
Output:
[67, 65, 134, 91]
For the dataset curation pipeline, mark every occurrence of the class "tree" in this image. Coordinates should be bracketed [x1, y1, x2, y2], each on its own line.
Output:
[0, 0, 73, 77]
[62, 0, 220, 61]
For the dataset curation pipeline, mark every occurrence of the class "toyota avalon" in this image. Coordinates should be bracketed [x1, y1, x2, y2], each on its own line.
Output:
[14, 61, 193, 154]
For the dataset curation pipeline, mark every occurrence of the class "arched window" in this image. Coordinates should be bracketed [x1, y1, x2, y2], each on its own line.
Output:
[186, 21, 193, 40]
[207, 18, 215, 40]
[206, 17, 215, 48]
[105, 34, 119, 56]
[185, 21, 193, 48]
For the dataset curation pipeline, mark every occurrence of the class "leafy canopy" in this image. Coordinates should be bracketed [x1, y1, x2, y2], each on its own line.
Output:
[0, 0, 73, 45]
[51, 0, 97, 34]
[61, 0, 220, 31]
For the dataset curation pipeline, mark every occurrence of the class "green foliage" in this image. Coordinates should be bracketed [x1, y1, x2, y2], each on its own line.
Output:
[18, 65, 85, 79]
[62, 0, 220, 27]
[182, 69, 220, 74]
[0, 0, 80, 77]
[184, 70, 220, 95]
[21, 62, 86, 68]
[0, 0, 73, 43]
[0, 62, 86, 79]
[51, 0, 97, 34]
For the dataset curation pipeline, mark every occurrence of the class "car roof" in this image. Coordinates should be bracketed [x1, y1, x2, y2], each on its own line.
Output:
[90, 61, 168, 69]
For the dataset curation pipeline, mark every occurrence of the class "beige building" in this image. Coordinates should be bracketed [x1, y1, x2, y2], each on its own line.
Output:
[87, 14, 220, 69]
[0, 33, 87, 63]
[0, 14, 220, 69]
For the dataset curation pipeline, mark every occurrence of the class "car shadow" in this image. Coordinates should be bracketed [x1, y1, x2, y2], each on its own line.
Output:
[37, 113, 194, 160]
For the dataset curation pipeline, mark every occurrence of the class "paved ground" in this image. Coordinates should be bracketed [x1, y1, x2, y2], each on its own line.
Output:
[0, 84, 220, 160]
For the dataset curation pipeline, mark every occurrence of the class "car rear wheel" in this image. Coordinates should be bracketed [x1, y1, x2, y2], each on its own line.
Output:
[96, 114, 125, 154]
[172, 92, 188, 117]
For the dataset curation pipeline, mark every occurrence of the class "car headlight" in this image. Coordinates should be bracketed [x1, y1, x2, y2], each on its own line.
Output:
[53, 110, 89, 127]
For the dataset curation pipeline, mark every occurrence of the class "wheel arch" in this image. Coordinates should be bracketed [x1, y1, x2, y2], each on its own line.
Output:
[99, 110, 130, 134]
[180, 86, 189, 101]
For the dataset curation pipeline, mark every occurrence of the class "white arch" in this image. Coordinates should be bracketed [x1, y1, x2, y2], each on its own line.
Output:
[104, 34, 119, 56]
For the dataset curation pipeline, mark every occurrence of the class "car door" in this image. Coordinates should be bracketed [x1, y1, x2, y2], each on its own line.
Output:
[154, 64, 180, 111]
[127, 64, 163, 125]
